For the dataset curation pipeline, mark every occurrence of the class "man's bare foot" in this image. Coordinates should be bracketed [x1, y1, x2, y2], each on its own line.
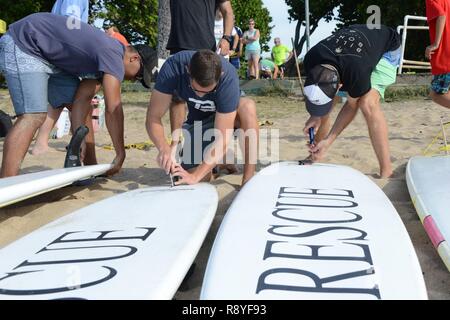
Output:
[30, 144, 49, 156]
[380, 169, 393, 179]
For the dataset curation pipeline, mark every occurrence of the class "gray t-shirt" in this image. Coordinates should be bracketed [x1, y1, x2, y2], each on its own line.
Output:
[8, 12, 125, 81]
[154, 50, 240, 124]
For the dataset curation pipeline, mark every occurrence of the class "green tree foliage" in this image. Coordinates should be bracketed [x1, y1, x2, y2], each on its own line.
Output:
[91, 0, 158, 46]
[1, 0, 55, 25]
[231, 0, 273, 52]
[285, 0, 339, 56]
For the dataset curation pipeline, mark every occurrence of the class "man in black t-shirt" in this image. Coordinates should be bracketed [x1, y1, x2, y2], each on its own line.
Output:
[166, 0, 237, 176]
[167, 0, 234, 56]
[302, 25, 401, 178]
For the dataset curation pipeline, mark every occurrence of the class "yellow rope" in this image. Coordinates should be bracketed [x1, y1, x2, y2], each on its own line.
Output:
[259, 120, 274, 127]
[103, 139, 172, 151]
[423, 122, 450, 156]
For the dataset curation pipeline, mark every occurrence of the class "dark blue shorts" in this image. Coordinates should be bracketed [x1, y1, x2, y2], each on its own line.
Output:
[431, 73, 450, 94]
[180, 114, 216, 170]
[229, 57, 240, 69]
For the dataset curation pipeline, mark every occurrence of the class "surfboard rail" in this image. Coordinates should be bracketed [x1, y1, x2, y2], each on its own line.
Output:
[406, 156, 450, 272]
[0, 164, 113, 208]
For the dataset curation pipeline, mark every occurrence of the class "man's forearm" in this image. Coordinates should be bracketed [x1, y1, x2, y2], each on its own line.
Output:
[327, 100, 359, 143]
[105, 104, 125, 156]
[434, 15, 446, 46]
[147, 118, 170, 151]
[170, 103, 186, 143]
[221, 2, 234, 36]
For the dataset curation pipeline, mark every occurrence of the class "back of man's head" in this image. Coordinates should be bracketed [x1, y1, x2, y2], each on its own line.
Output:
[189, 50, 222, 87]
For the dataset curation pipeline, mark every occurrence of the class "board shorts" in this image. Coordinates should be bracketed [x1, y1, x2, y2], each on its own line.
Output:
[338, 47, 401, 100]
[370, 54, 399, 99]
[180, 114, 216, 170]
[431, 73, 450, 94]
[245, 48, 260, 61]
[229, 57, 240, 69]
[0, 33, 101, 116]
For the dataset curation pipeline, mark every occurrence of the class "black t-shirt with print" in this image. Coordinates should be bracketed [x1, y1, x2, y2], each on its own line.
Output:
[167, 0, 228, 53]
[303, 24, 401, 98]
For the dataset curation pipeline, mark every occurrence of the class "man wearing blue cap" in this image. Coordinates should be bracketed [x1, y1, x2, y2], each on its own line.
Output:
[302, 24, 401, 178]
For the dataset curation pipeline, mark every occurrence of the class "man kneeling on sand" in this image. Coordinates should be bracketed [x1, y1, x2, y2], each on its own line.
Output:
[0, 13, 157, 177]
[146, 50, 259, 186]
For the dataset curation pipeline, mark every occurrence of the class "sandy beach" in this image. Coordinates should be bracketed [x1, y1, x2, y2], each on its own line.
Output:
[0, 89, 449, 299]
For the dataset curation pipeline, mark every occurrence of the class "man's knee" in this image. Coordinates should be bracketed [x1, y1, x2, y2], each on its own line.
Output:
[237, 98, 257, 120]
[20, 113, 47, 127]
[358, 90, 381, 118]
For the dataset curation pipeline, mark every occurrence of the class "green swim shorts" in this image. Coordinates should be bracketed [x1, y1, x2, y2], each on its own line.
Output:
[370, 58, 398, 99]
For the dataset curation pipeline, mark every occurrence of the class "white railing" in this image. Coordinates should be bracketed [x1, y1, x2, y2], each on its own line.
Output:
[397, 15, 431, 74]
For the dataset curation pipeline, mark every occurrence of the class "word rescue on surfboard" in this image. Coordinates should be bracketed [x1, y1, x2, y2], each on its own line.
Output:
[258, 187, 380, 298]
[0, 228, 156, 297]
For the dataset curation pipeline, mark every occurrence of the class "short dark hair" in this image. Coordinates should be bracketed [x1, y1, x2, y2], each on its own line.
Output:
[189, 50, 222, 87]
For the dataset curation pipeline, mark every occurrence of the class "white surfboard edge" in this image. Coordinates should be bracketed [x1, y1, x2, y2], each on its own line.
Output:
[0, 164, 113, 208]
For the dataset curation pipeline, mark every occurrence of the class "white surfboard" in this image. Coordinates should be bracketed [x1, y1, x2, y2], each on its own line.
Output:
[406, 155, 450, 272]
[0, 164, 113, 208]
[0, 183, 218, 300]
[201, 162, 427, 300]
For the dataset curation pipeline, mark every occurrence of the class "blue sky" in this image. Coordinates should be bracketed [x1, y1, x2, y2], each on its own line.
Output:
[261, 0, 338, 57]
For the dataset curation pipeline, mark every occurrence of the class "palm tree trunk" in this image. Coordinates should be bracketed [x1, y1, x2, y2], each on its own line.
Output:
[157, 0, 171, 59]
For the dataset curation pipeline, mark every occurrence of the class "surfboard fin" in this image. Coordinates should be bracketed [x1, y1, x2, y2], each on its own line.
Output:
[64, 125, 89, 168]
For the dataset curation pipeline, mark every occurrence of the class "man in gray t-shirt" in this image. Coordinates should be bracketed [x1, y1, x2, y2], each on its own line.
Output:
[0, 13, 157, 177]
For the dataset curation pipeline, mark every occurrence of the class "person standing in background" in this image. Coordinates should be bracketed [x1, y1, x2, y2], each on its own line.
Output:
[165, 0, 235, 168]
[271, 37, 293, 79]
[167, 0, 234, 55]
[229, 24, 243, 70]
[31, 0, 91, 156]
[425, 0, 450, 111]
[214, 9, 237, 59]
[243, 18, 261, 79]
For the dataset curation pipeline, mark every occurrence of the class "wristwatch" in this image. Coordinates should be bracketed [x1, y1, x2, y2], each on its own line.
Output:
[222, 35, 233, 45]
